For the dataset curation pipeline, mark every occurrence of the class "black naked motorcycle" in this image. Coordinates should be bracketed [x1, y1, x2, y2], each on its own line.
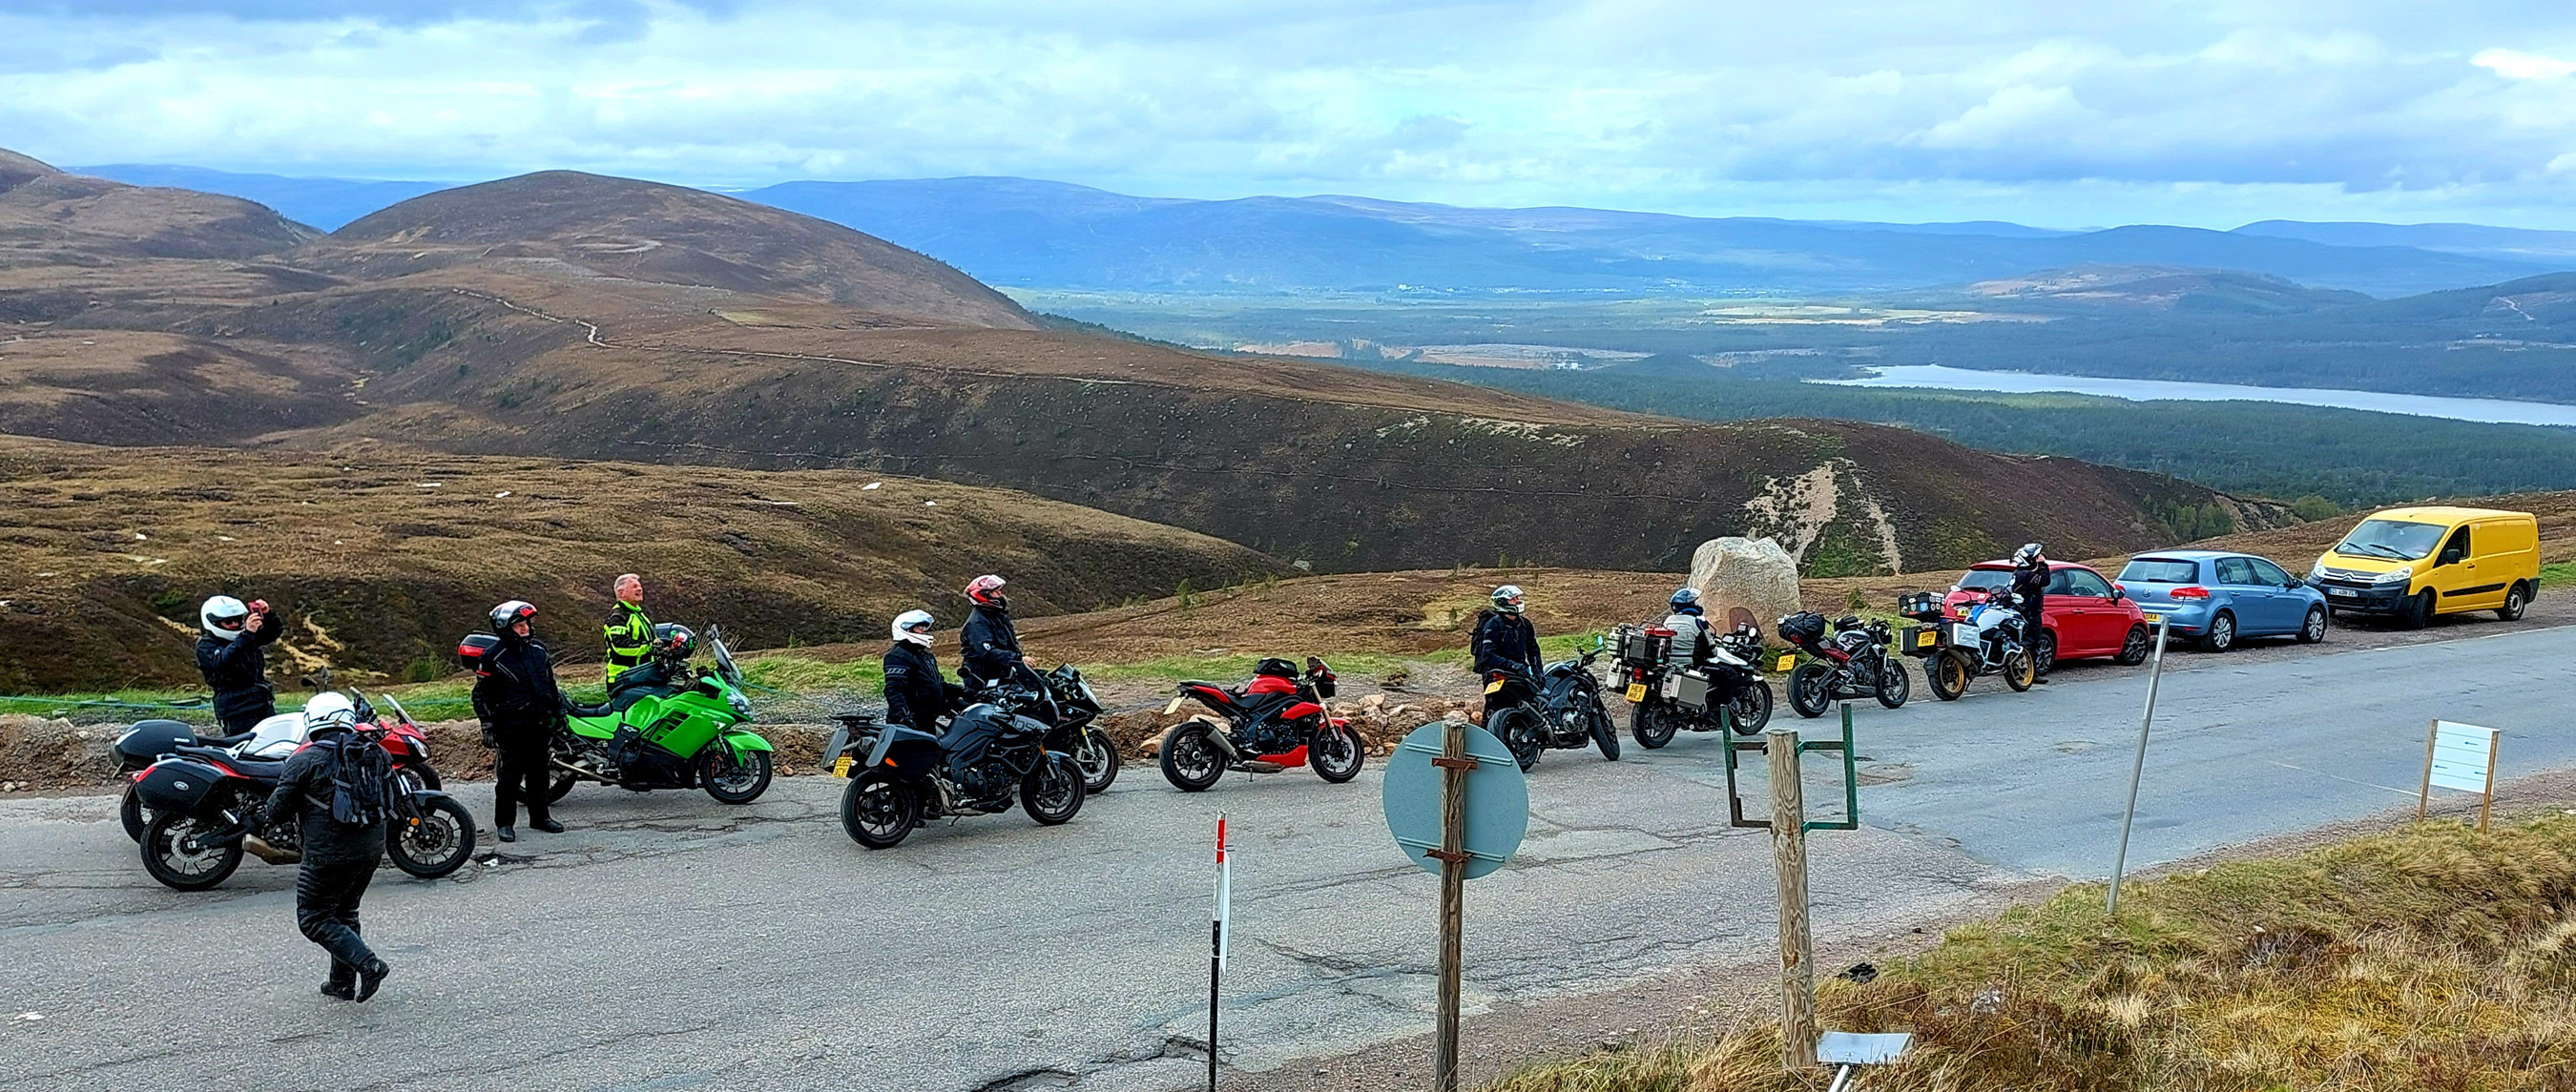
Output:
[975, 663, 1120, 794]
[1613, 622, 1774, 748]
[1485, 639, 1618, 771]
[1777, 611, 1911, 718]
[825, 700, 1086, 850]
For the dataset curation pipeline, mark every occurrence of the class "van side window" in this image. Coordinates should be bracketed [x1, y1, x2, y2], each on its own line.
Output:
[2441, 526, 2471, 564]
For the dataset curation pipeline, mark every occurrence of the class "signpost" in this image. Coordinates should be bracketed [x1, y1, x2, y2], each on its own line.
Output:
[1724, 703, 1859, 1071]
[1382, 715, 1528, 1092]
[1209, 814, 1231, 1092]
[2107, 615, 2171, 917]
[2420, 720, 2503, 832]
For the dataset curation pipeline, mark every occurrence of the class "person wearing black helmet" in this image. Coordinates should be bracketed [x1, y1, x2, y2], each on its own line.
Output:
[882, 609, 968, 733]
[196, 594, 283, 733]
[958, 574, 1024, 691]
[470, 600, 567, 842]
[2010, 543, 2051, 683]
[1471, 585, 1543, 722]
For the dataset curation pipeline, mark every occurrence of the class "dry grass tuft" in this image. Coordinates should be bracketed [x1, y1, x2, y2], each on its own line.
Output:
[1492, 816, 2576, 1091]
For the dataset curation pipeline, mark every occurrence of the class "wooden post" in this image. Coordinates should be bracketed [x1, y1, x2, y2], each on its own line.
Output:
[1432, 715, 1471, 1092]
[2481, 731, 2499, 834]
[2418, 720, 2437, 823]
[1768, 728, 1817, 1070]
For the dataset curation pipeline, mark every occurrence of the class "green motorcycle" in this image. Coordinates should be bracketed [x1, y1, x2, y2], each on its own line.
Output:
[545, 626, 775, 806]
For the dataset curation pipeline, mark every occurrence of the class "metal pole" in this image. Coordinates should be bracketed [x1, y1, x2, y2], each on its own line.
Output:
[2107, 615, 2170, 917]
[1433, 715, 1469, 1092]
[1209, 814, 1227, 1092]
[1768, 727, 1816, 1070]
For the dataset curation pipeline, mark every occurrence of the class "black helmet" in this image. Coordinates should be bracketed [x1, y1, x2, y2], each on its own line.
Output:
[489, 600, 537, 633]
[1253, 656, 1298, 679]
[651, 623, 696, 663]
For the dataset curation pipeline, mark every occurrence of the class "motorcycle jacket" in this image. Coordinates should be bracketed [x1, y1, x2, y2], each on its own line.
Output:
[883, 641, 967, 732]
[960, 604, 1023, 689]
[1471, 609, 1542, 677]
[603, 601, 654, 685]
[196, 606, 283, 728]
[264, 725, 384, 864]
[2011, 562, 2048, 619]
[1662, 608, 1714, 666]
[471, 633, 566, 736]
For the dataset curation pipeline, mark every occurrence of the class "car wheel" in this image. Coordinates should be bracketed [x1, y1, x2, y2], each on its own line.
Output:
[2114, 624, 2152, 666]
[2498, 583, 2530, 622]
[2198, 611, 2236, 652]
[2034, 630, 2057, 676]
[2401, 590, 2435, 630]
[2298, 605, 2328, 644]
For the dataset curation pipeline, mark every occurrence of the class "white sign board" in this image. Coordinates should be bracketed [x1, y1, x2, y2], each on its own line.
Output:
[2428, 721, 2499, 793]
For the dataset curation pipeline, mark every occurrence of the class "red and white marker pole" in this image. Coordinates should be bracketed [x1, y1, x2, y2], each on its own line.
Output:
[1209, 814, 1232, 1091]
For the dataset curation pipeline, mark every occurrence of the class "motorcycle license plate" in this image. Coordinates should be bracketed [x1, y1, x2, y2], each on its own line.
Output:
[1624, 682, 1648, 703]
[1485, 679, 1506, 694]
[1774, 653, 1796, 671]
[1914, 630, 1936, 649]
[831, 756, 854, 778]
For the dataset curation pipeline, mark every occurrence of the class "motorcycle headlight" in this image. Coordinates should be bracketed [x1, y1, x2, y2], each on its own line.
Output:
[2374, 566, 2413, 586]
[729, 692, 755, 718]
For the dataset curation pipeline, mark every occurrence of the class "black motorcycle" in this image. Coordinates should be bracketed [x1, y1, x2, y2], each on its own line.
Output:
[1485, 640, 1618, 771]
[826, 700, 1086, 850]
[975, 663, 1120, 794]
[1614, 622, 1774, 748]
[1778, 612, 1911, 718]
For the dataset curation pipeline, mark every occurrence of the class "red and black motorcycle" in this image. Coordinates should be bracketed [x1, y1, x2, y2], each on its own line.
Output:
[1158, 657, 1365, 792]
[130, 690, 474, 890]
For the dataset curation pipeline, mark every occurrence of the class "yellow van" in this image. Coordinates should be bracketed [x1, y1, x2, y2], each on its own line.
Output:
[2309, 506, 2540, 628]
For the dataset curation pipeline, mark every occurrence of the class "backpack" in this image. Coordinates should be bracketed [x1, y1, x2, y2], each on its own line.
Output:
[326, 731, 398, 826]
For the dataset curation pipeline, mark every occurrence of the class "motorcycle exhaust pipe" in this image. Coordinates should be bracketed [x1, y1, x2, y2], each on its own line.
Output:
[242, 834, 301, 865]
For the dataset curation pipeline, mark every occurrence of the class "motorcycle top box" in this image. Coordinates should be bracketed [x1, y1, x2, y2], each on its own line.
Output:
[134, 757, 229, 815]
[114, 720, 198, 766]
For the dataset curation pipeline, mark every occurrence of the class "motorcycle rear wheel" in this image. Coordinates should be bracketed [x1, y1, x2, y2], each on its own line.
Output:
[1022, 755, 1086, 826]
[1492, 708, 1545, 772]
[2004, 650, 2036, 692]
[1310, 727, 1365, 783]
[1875, 657, 1911, 709]
[1074, 727, 1121, 794]
[1927, 649, 1970, 701]
[1631, 699, 1677, 749]
[387, 794, 476, 879]
[544, 771, 578, 804]
[120, 783, 149, 843]
[1728, 682, 1774, 735]
[141, 813, 243, 892]
[1158, 721, 1226, 793]
[699, 747, 773, 805]
[841, 772, 918, 849]
[1787, 662, 1834, 719]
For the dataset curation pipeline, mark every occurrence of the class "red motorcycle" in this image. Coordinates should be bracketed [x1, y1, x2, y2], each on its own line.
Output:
[130, 690, 474, 890]
[1157, 657, 1365, 792]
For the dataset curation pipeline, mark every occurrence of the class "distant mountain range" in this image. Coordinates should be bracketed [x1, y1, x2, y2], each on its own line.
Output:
[71, 164, 2574, 298]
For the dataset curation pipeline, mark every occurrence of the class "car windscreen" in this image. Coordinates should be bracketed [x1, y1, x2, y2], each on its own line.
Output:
[1956, 568, 2013, 592]
[2119, 558, 2199, 584]
[2336, 519, 2444, 561]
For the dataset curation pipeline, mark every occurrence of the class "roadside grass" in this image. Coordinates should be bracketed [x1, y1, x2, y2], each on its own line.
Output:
[2541, 560, 2576, 588]
[1491, 815, 2576, 1091]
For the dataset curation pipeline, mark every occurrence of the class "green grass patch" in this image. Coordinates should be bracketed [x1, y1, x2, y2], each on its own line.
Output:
[2540, 561, 2576, 588]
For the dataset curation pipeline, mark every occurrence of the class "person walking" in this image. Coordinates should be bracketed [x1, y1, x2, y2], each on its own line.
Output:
[197, 595, 283, 733]
[602, 574, 654, 687]
[473, 600, 567, 842]
[263, 691, 392, 1002]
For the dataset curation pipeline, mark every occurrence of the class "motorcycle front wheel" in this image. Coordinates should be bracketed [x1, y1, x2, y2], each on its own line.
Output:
[141, 813, 243, 892]
[2004, 650, 2036, 692]
[1492, 709, 1545, 772]
[1158, 721, 1227, 793]
[1310, 727, 1365, 783]
[1022, 755, 1086, 826]
[1727, 681, 1774, 735]
[841, 772, 919, 849]
[1927, 649, 1971, 701]
[1787, 662, 1835, 719]
[1631, 699, 1678, 749]
[1074, 727, 1121, 794]
[1589, 705, 1621, 761]
[699, 747, 773, 805]
[1875, 657, 1912, 709]
[387, 795, 476, 879]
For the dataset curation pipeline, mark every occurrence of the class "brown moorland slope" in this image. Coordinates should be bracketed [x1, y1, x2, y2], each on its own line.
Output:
[0, 149, 313, 263]
[0, 435, 1287, 693]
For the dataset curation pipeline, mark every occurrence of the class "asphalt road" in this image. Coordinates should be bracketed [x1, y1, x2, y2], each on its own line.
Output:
[4, 623, 2568, 1092]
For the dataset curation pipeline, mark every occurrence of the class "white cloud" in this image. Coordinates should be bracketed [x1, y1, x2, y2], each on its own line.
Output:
[2474, 48, 2576, 81]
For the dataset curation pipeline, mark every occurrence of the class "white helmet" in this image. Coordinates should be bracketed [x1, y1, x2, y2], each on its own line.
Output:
[892, 609, 935, 647]
[2013, 543, 2046, 567]
[200, 595, 250, 641]
[302, 691, 357, 733]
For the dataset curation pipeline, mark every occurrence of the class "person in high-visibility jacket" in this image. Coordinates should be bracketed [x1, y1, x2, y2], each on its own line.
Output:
[602, 573, 654, 685]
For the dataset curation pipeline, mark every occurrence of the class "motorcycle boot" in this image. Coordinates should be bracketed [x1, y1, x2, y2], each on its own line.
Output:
[354, 957, 389, 1002]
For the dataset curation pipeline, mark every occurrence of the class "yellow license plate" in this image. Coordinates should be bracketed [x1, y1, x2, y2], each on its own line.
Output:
[2142, 612, 2162, 624]
[1915, 630, 1936, 648]
[1624, 682, 1648, 702]
[1776, 654, 1797, 671]
[831, 756, 854, 777]
[1485, 679, 1506, 694]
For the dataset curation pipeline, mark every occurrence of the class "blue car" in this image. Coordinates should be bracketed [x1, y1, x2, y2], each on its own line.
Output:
[2113, 550, 2330, 652]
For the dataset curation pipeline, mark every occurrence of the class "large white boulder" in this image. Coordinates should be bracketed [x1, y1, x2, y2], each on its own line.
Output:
[1686, 537, 1803, 633]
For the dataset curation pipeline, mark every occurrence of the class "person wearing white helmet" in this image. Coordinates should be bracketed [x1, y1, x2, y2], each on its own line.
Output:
[196, 594, 283, 732]
[1471, 585, 1543, 722]
[2009, 543, 2052, 683]
[882, 609, 968, 733]
[263, 690, 392, 1002]
[958, 575, 1025, 690]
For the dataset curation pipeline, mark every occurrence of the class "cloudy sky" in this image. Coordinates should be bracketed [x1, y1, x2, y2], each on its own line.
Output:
[8, 1, 2576, 228]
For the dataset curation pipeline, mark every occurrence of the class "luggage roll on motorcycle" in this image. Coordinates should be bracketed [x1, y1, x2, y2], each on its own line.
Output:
[1157, 657, 1365, 792]
[825, 700, 1086, 850]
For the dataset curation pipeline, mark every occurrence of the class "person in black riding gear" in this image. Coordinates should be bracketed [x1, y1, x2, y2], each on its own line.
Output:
[958, 574, 1024, 690]
[2010, 544, 2050, 683]
[264, 698, 391, 1002]
[471, 600, 567, 842]
[196, 594, 283, 733]
[1472, 585, 1543, 722]
[600, 624, 696, 713]
[882, 610, 968, 733]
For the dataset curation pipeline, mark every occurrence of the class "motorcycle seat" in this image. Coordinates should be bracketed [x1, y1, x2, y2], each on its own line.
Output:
[563, 698, 614, 718]
[174, 744, 287, 777]
[200, 730, 256, 747]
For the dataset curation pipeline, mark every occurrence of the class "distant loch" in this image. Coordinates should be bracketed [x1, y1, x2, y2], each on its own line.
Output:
[1816, 365, 2576, 428]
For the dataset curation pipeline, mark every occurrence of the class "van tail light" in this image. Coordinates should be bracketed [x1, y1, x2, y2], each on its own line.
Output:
[2171, 587, 2211, 600]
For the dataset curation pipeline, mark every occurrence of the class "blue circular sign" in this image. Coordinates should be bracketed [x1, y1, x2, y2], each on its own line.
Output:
[1381, 722, 1529, 880]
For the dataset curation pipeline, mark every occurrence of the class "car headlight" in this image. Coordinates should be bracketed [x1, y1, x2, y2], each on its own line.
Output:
[2375, 567, 2413, 586]
[2309, 559, 2327, 580]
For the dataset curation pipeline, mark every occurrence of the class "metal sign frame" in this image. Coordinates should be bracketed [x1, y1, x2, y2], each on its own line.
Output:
[1725, 703, 1860, 832]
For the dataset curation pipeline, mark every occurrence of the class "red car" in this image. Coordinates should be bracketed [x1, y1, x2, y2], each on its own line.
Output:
[1941, 560, 2154, 671]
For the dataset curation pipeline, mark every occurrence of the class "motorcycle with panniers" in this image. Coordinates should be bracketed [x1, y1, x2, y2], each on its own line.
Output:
[1905, 589, 2038, 699]
[1157, 657, 1366, 791]
[823, 696, 1087, 850]
[461, 625, 777, 806]
[130, 690, 475, 891]
[1484, 638, 1619, 771]
[1776, 611, 1911, 717]
[1613, 621, 1774, 748]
